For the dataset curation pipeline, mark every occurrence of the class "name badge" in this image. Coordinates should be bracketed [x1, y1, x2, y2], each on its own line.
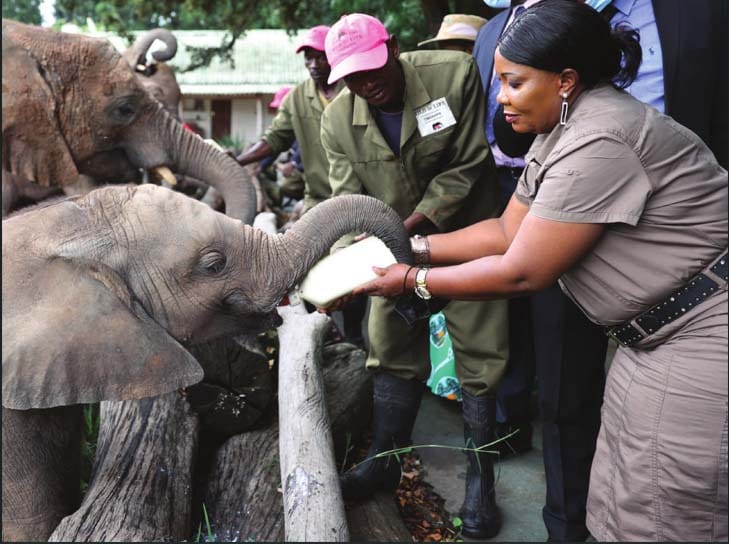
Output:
[415, 97, 456, 137]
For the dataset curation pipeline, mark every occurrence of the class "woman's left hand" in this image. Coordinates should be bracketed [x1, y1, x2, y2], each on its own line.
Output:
[353, 263, 412, 298]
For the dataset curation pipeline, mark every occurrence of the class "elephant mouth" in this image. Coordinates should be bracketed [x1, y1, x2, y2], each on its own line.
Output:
[79, 150, 143, 183]
[249, 310, 284, 333]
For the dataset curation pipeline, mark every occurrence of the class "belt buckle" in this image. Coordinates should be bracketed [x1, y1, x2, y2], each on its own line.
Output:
[606, 322, 645, 347]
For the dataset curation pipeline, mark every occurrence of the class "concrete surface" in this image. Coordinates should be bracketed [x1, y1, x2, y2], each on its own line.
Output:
[412, 340, 618, 542]
[412, 394, 548, 542]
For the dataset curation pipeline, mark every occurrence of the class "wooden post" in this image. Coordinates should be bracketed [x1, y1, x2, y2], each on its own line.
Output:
[49, 392, 198, 542]
[277, 304, 349, 541]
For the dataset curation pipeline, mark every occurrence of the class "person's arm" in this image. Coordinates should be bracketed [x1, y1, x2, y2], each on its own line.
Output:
[237, 92, 297, 166]
[358, 133, 652, 300]
[426, 194, 528, 264]
[354, 213, 605, 300]
[235, 140, 274, 166]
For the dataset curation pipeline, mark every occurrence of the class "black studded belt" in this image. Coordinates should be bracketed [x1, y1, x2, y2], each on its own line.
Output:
[606, 250, 728, 347]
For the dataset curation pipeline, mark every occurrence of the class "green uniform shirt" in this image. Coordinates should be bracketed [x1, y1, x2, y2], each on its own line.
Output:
[320, 51, 507, 395]
[263, 78, 345, 211]
[321, 51, 500, 232]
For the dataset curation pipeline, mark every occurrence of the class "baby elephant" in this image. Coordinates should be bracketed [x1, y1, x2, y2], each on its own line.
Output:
[2, 184, 411, 541]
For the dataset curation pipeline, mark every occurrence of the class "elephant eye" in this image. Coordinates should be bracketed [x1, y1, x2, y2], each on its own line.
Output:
[199, 250, 227, 276]
[107, 97, 141, 125]
[115, 105, 136, 121]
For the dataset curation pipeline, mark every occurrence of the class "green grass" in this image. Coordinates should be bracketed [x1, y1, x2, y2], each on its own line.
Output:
[195, 503, 215, 542]
[80, 403, 100, 496]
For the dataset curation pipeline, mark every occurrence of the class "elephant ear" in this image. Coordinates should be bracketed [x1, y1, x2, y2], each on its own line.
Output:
[2, 257, 204, 410]
[1, 40, 79, 187]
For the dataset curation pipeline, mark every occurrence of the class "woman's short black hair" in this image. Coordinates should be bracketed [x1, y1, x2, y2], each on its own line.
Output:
[497, 0, 642, 89]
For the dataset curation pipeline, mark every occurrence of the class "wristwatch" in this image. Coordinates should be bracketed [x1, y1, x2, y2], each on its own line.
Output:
[414, 267, 432, 300]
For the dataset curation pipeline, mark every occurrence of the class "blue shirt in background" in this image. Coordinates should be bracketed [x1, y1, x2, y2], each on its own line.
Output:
[611, 0, 665, 112]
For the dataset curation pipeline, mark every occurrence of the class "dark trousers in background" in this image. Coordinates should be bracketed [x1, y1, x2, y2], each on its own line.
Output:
[493, 166, 608, 541]
[533, 286, 607, 541]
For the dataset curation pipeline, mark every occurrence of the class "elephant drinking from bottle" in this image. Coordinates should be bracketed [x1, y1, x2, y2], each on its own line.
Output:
[2, 184, 413, 542]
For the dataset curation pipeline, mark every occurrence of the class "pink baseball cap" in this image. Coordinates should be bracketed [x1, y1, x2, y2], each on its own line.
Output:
[268, 86, 292, 109]
[325, 13, 390, 84]
[295, 25, 330, 54]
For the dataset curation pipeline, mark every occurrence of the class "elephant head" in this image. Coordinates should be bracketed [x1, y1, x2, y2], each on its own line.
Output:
[1, 19, 255, 222]
[122, 28, 182, 119]
[2, 186, 410, 541]
[2, 186, 411, 409]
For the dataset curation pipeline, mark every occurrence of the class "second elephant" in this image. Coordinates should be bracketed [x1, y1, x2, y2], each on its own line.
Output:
[1, 19, 254, 221]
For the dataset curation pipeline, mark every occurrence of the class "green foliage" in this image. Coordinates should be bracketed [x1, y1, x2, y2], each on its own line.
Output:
[450, 516, 464, 541]
[3, 0, 43, 25]
[195, 503, 215, 542]
[52, 0, 499, 69]
[216, 134, 244, 155]
[80, 403, 100, 496]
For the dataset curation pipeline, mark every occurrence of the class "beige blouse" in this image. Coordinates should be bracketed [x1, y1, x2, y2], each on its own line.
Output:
[515, 84, 728, 326]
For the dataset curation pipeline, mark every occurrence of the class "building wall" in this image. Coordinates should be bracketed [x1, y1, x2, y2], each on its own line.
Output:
[181, 98, 213, 139]
[230, 96, 277, 148]
[181, 95, 278, 150]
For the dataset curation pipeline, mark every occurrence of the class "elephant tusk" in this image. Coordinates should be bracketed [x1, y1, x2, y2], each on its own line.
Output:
[153, 166, 177, 186]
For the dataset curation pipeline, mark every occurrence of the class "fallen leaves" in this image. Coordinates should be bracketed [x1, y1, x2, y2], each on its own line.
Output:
[395, 452, 461, 542]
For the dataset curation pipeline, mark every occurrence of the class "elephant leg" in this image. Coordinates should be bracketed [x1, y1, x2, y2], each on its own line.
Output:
[2, 170, 18, 217]
[2, 406, 83, 542]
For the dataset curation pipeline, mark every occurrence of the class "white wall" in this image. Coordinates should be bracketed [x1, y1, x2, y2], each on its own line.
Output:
[230, 96, 277, 148]
[181, 95, 279, 148]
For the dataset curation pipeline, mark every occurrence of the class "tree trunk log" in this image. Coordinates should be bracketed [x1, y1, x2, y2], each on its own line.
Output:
[346, 491, 413, 542]
[54, 315, 406, 541]
[277, 304, 348, 541]
[49, 392, 198, 542]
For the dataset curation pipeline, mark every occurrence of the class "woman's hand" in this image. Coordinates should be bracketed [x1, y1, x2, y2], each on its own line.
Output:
[353, 263, 413, 298]
[316, 294, 354, 313]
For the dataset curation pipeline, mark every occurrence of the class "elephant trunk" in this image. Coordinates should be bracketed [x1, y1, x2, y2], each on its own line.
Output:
[123, 28, 178, 69]
[157, 109, 257, 224]
[253, 195, 412, 310]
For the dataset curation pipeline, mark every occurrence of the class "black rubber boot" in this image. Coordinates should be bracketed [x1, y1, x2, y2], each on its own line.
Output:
[459, 390, 502, 539]
[340, 372, 423, 501]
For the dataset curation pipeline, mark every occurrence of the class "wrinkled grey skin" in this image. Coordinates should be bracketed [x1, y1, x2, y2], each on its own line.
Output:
[1, 185, 411, 542]
[122, 28, 182, 119]
[1, 19, 255, 222]
[119, 28, 223, 205]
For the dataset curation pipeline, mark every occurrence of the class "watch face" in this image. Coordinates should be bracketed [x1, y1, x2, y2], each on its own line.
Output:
[415, 284, 432, 300]
[415, 268, 431, 299]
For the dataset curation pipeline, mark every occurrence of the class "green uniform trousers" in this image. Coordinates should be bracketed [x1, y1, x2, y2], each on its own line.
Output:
[366, 296, 508, 397]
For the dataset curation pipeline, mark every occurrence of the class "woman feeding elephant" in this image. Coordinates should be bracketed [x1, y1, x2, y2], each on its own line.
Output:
[1, 19, 254, 221]
[1, 184, 416, 542]
[349, 1, 728, 541]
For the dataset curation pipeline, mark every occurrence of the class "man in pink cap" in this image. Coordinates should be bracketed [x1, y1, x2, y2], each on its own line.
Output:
[267, 86, 292, 110]
[236, 24, 366, 346]
[319, 13, 507, 539]
[235, 24, 345, 213]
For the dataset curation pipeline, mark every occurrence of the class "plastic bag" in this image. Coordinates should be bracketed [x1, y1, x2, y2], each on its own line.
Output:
[427, 312, 462, 401]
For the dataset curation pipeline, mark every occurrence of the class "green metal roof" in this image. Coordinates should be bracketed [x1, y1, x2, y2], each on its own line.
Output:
[91, 29, 309, 96]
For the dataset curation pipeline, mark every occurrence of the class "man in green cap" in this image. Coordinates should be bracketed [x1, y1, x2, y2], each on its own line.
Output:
[320, 12, 508, 539]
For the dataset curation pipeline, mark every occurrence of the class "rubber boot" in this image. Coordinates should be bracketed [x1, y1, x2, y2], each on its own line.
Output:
[459, 390, 502, 539]
[340, 372, 423, 501]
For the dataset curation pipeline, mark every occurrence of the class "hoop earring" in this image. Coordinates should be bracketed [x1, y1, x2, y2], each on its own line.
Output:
[559, 92, 569, 126]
